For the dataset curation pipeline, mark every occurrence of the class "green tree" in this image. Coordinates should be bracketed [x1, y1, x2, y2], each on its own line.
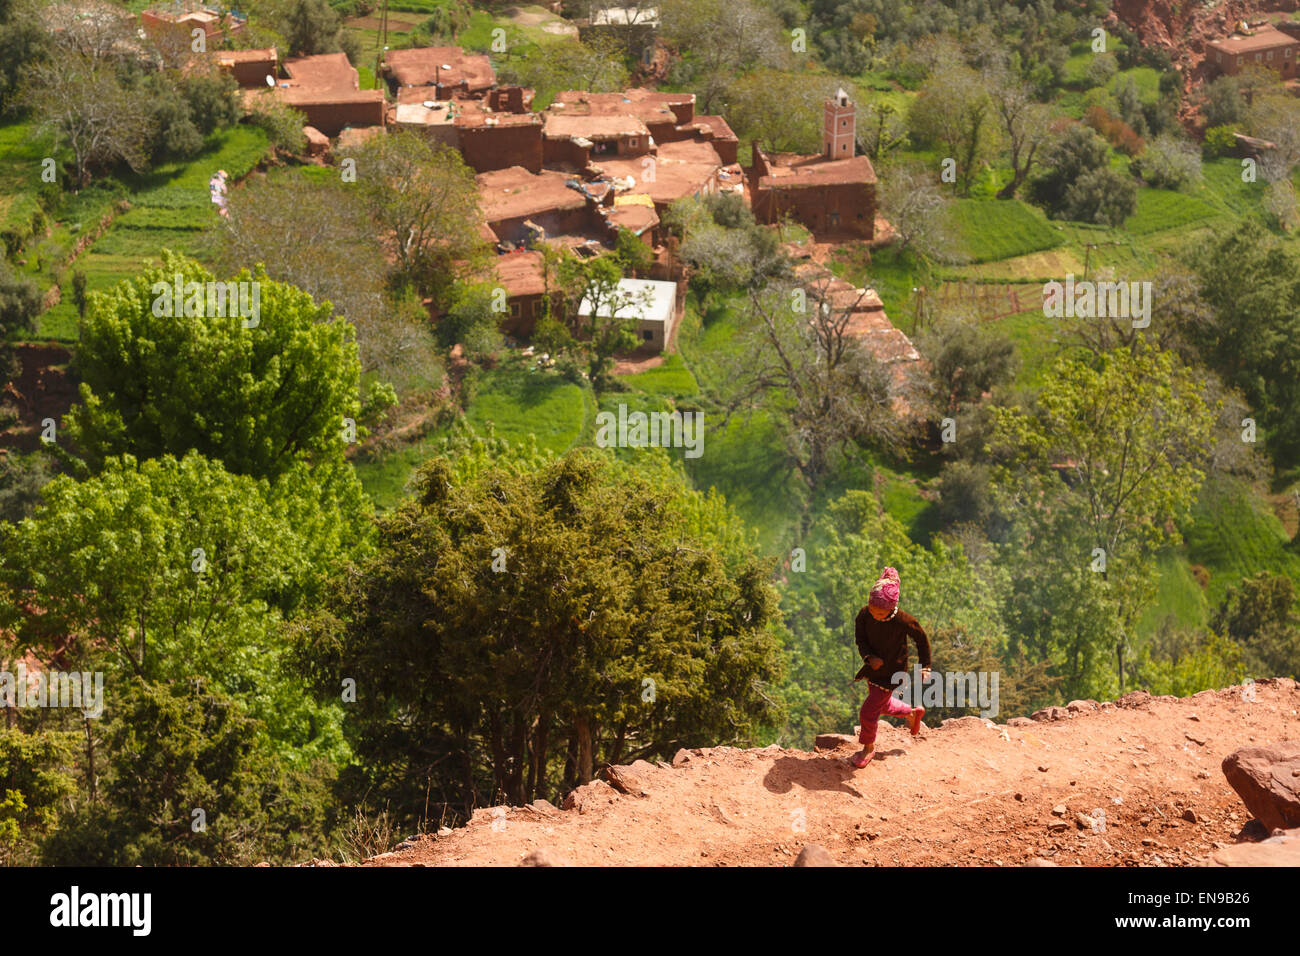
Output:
[1212, 571, 1300, 679]
[39, 678, 334, 866]
[339, 132, 484, 305]
[67, 251, 362, 482]
[0, 260, 41, 337]
[0, 452, 358, 764]
[1188, 224, 1300, 469]
[908, 61, 995, 197]
[727, 278, 907, 489]
[991, 345, 1216, 690]
[556, 253, 641, 389]
[294, 448, 784, 825]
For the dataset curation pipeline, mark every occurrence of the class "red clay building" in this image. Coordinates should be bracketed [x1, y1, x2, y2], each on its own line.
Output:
[1207, 23, 1300, 78]
[141, 3, 245, 45]
[383, 47, 495, 99]
[215, 47, 277, 88]
[748, 90, 877, 239]
[249, 53, 385, 136]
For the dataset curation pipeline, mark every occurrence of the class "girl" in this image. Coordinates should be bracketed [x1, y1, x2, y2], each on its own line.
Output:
[848, 567, 931, 768]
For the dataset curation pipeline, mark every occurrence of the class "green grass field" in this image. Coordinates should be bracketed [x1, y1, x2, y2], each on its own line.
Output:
[1185, 477, 1300, 608]
[945, 199, 1065, 264]
[34, 127, 270, 340]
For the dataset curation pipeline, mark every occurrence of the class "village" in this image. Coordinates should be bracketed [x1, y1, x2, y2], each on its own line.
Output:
[1, 0, 1300, 882]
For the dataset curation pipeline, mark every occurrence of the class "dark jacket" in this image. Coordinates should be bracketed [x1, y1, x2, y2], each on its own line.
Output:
[854, 606, 932, 687]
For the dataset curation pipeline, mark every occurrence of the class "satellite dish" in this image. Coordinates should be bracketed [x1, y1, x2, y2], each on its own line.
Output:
[422, 100, 436, 109]
[265, 75, 275, 87]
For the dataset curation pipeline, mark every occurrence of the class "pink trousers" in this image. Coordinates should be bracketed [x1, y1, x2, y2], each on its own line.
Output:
[858, 683, 914, 746]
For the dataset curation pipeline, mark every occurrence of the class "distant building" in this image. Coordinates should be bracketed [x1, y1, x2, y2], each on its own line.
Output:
[247, 53, 385, 136]
[1206, 23, 1300, 78]
[141, 2, 246, 45]
[383, 47, 496, 99]
[748, 90, 877, 239]
[579, 277, 679, 351]
[214, 47, 277, 88]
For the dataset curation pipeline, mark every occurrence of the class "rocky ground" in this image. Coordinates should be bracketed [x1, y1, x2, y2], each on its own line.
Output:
[358, 680, 1300, 867]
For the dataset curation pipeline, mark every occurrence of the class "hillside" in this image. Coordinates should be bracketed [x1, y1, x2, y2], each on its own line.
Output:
[363, 680, 1300, 867]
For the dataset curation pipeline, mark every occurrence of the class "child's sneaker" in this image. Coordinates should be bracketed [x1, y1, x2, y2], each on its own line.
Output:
[908, 707, 926, 737]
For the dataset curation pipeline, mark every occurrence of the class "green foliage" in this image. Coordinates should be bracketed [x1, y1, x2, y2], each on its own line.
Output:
[438, 283, 505, 357]
[0, 452, 359, 765]
[0, 728, 77, 864]
[1187, 224, 1300, 469]
[781, 489, 1010, 744]
[247, 97, 309, 153]
[0, 449, 56, 522]
[1211, 571, 1300, 680]
[39, 679, 334, 866]
[992, 345, 1217, 692]
[0, 259, 40, 337]
[296, 448, 784, 824]
[68, 251, 362, 482]
[1030, 124, 1137, 226]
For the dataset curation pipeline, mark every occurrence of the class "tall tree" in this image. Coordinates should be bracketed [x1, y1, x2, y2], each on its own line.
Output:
[991, 345, 1216, 689]
[295, 447, 783, 824]
[67, 251, 362, 482]
[23, 53, 154, 187]
[339, 132, 484, 305]
[727, 277, 910, 488]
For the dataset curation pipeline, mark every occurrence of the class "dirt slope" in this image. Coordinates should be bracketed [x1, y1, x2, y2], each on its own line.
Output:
[365, 680, 1300, 867]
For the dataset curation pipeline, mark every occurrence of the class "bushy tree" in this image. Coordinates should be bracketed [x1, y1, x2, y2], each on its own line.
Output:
[1188, 224, 1300, 468]
[39, 678, 334, 866]
[295, 448, 784, 824]
[1030, 124, 1136, 225]
[1134, 134, 1202, 191]
[68, 251, 362, 482]
[339, 132, 484, 305]
[1212, 571, 1300, 679]
[0, 452, 359, 763]
[991, 345, 1216, 689]
[0, 260, 41, 337]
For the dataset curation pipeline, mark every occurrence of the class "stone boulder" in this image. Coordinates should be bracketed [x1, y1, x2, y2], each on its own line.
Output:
[1204, 828, 1300, 866]
[1221, 742, 1300, 832]
[561, 778, 618, 813]
[602, 764, 648, 797]
[793, 844, 839, 867]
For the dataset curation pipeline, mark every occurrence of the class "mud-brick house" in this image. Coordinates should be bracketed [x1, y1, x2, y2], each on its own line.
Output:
[246, 53, 385, 136]
[477, 166, 597, 246]
[214, 47, 277, 88]
[1207, 23, 1300, 79]
[748, 89, 877, 240]
[488, 250, 553, 337]
[382, 46, 496, 100]
[141, 3, 245, 45]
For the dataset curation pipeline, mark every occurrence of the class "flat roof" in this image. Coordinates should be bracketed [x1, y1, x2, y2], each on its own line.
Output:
[490, 250, 548, 297]
[385, 47, 495, 91]
[590, 139, 723, 203]
[216, 47, 276, 64]
[550, 89, 692, 125]
[578, 278, 676, 323]
[1209, 24, 1300, 53]
[477, 166, 588, 222]
[690, 114, 739, 143]
[544, 113, 650, 140]
[760, 154, 878, 188]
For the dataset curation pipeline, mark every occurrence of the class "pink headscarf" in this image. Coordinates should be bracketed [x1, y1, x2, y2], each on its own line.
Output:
[869, 566, 901, 609]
